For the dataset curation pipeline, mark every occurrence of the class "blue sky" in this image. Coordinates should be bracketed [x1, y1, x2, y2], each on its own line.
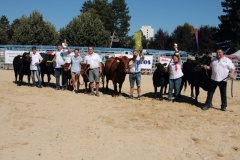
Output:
[0, 0, 224, 36]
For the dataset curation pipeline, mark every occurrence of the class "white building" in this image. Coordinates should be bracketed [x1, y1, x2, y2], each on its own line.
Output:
[141, 26, 154, 40]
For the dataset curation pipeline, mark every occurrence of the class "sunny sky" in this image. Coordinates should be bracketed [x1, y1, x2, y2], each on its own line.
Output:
[0, 0, 224, 36]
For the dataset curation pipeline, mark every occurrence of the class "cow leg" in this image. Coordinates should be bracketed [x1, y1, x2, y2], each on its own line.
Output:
[159, 86, 164, 100]
[194, 86, 200, 104]
[14, 70, 18, 84]
[164, 84, 168, 94]
[154, 86, 158, 98]
[27, 74, 31, 86]
[47, 73, 51, 86]
[41, 73, 45, 86]
[106, 78, 109, 91]
[118, 83, 123, 96]
[112, 82, 118, 97]
[191, 84, 195, 98]
[101, 75, 105, 90]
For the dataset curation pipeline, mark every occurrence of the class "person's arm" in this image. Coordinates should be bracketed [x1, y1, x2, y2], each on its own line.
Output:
[141, 53, 145, 61]
[229, 68, 235, 79]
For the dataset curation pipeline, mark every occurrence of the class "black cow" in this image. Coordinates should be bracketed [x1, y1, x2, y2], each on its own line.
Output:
[152, 63, 169, 100]
[40, 53, 55, 86]
[181, 55, 212, 103]
[13, 52, 31, 86]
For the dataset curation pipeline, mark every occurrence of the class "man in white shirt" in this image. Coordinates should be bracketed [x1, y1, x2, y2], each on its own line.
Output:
[202, 48, 235, 111]
[52, 43, 71, 90]
[83, 46, 102, 96]
[30, 47, 43, 88]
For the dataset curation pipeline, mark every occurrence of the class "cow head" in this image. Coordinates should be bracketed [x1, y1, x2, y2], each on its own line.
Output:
[22, 52, 30, 62]
[46, 54, 55, 67]
[155, 63, 166, 73]
[118, 56, 130, 73]
[80, 63, 90, 75]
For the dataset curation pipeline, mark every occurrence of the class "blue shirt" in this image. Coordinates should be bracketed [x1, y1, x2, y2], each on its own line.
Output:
[71, 56, 82, 73]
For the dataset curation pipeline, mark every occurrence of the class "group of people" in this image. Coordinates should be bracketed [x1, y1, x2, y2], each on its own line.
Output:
[29, 44, 102, 96]
[30, 44, 236, 111]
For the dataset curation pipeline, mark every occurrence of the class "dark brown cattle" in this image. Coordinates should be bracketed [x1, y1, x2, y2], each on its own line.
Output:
[39, 53, 55, 86]
[62, 63, 72, 90]
[80, 62, 105, 94]
[152, 63, 169, 100]
[13, 52, 31, 86]
[181, 55, 212, 103]
[105, 56, 130, 97]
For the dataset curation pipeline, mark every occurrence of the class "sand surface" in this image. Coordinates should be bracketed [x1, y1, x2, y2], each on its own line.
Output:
[0, 70, 240, 160]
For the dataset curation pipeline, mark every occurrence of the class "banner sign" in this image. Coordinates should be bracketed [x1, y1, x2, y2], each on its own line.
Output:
[134, 30, 142, 51]
[159, 57, 172, 66]
[114, 54, 153, 69]
[4, 50, 28, 64]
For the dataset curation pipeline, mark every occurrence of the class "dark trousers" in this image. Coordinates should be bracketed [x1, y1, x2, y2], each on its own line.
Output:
[205, 79, 227, 107]
[54, 68, 66, 89]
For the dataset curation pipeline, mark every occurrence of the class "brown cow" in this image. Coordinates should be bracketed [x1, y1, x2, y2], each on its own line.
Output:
[105, 56, 130, 97]
[80, 62, 105, 94]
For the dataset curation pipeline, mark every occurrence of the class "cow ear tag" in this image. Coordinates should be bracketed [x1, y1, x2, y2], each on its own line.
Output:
[20, 56, 22, 59]
[130, 60, 132, 63]
[117, 60, 120, 62]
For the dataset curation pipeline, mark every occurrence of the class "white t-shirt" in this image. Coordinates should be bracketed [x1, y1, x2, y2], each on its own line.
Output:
[30, 52, 43, 70]
[52, 49, 69, 68]
[168, 61, 184, 79]
[84, 53, 102, 69]
[210, 57, 235, 82]
[129, 56, 143, 73]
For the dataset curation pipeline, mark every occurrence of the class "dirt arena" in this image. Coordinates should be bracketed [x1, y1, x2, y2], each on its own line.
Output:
[0, 70, 240, 160]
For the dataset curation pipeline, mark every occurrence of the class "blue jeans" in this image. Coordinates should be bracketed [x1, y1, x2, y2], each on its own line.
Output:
[129, 72, 141, 87]
[168, 77, 182, 100]
[205, 79, 227, 107]
[31, 70, 41, 86]
[54, 68, 66, 89]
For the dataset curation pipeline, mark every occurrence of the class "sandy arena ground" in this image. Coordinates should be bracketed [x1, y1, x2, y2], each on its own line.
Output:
[0, 70, 240, 160]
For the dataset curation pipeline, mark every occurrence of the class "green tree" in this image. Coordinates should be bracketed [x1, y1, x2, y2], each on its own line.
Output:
[80, 0, 114, 33]
[171, 23, 195, 52]
[111, 0, 131, 44]
[11, 10, 57, 45]
[148, 28, 171, 50]
[198, 25, 218, 54]
[60, 11, 110, 47]
[0, 15, 10, 43]
[218, 0, 240, 52]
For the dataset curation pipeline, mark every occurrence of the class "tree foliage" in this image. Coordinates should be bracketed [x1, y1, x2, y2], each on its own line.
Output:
[218, 0, 240, 52]
[0, 15, 10, 44]
[111, 0, 131, 42]
[11, 10, 57, 45]
[171, 23, 195, 52]
[198, 25, 218, 54]
[148, 28, 171, 50]
[60, 11, 110, 47]
[80, 0, 130, 47]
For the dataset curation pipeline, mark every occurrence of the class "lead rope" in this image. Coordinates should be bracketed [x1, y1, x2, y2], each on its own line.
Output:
[231, 78, 233, 97]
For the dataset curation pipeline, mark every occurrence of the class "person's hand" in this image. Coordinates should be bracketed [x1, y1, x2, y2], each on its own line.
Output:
[229, 74, 234, 79]
[203, 65, 209, 70]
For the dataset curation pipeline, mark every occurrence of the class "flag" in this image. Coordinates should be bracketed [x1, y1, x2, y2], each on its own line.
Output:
[195, 28, 199, 52]
[134, 30, 142, 51]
